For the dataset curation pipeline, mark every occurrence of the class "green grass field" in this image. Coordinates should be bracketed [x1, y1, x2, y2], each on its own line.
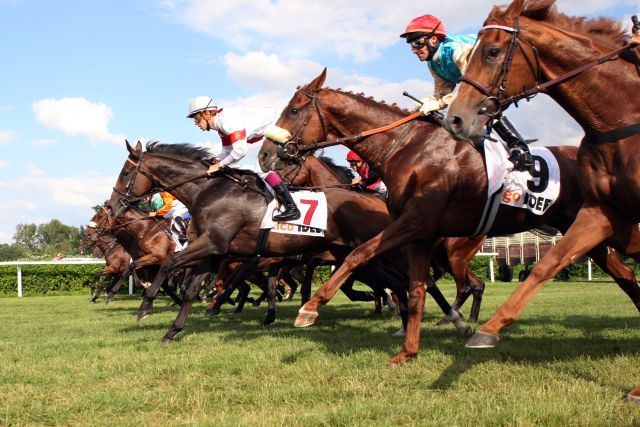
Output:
[1, 281, 639, 426]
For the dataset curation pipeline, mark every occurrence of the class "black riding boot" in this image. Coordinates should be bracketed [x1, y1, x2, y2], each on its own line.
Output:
[175, 216, 188, 244]
[272, 183, 301, 221]
[493, 116, 534, 172]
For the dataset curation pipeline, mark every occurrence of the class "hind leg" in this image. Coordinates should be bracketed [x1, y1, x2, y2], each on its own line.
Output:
[588, 244, 640, 314]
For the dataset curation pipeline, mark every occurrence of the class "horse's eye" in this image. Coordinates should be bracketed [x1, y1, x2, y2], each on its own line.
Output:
[486, 47, 500, 59]
[289, 107, 299, 116]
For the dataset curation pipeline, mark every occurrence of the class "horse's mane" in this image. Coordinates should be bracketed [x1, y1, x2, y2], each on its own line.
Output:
[315, 87, 412, 116]
[490, 0, 628, 46]
[317, 156, 354, 184]
[145, 141, 214, 162]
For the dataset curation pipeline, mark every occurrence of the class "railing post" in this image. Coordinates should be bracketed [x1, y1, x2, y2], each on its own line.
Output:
[587, 257, 592, 281]
[17, 265, 22, 297]
[489, 255, 495, 283]
[129, 275, 133, 295]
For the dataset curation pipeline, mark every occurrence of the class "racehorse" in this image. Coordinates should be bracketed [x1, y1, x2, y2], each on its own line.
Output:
[106, 141, 471, 342]
[269, 146, 490, 323]
[90, 202, 184, 305]
[80, 210, 132, 303]
[257, 69, 640, 365]
[442, 0, 640, 354]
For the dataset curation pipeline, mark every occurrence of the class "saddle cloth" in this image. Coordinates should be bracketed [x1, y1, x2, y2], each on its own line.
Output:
[485, 142, 561, 216]
[260, 190, 328, 237]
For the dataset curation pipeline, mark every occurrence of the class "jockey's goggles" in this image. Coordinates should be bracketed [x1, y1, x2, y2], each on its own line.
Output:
[409, 36, 428, 49]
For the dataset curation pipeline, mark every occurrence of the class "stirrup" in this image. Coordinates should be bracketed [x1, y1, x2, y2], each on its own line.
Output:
[273, 206, 301, 221]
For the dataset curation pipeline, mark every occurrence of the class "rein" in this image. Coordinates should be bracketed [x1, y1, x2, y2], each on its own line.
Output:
[282, 111, 423, 158]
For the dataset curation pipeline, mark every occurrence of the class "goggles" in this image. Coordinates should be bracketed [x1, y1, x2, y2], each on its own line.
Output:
[409, 36, 428, 49]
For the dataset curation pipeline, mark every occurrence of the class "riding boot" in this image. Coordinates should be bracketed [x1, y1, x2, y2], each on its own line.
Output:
[493, 116, 534, 172]
[175, 216, 188, 244]
[272, 183, 301, 221]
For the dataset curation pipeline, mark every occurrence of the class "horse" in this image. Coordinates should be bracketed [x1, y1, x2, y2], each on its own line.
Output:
[257, 68, 640, 365]
[106, 141, 471, 343]
[270, 146, 490, 323]
[442, 0, 640, 353]
[90, 202, 184, 306]
[80, 212, 132, 303]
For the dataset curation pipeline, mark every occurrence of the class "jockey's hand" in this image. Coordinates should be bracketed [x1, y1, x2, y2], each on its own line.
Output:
[207, 163, 222, 175]
[351, 176, 362, 185]
[418, 96, 444, 115]
[630, 33, 640, 46]
[148, 211, 157, 218]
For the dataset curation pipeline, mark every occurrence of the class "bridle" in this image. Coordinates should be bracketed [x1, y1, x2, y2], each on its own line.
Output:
[278, 89, 330, 159]
[460, 17, 636, 120]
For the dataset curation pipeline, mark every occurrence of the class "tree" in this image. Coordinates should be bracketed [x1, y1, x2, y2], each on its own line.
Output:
[0, 244, 25, 261]
[38, 219, 81, 255]
[14, 223, 42, 251]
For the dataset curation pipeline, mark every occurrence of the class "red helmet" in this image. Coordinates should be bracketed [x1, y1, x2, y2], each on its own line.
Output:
[400, 14, 446, 40]
[346, 151, 362, 162]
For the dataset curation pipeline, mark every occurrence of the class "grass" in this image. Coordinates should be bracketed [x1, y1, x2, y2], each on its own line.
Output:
[0, 280, 639, 426]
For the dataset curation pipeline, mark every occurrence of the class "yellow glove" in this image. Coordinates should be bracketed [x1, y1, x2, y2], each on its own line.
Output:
[631, 33, 640, 46]
[418, 96, 444, 115]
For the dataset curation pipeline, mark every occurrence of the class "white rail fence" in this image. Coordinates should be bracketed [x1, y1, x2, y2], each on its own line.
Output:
[0, 259, 134, 297]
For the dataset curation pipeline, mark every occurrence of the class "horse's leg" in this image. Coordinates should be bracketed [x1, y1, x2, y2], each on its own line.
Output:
[162, 265, 210, 343]
[106, 271, 128, 304]
[233, 282, 252, 313]
[467, 204, 614, 348]
[138, 236, 219, 321]
[91, 273, 111, 303]
[588, 245, 640, 314]
[464, 269, 485, 323]
[295, 215, 424, 327]
[264, 267, 278, 326]
[300, 260, 319, 305]
[387, 242, 435, 366]
[340, 275, 375, 302]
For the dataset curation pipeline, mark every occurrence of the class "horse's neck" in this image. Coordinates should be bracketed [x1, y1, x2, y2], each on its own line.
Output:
[532, 26, 640, 133]
[325, 97, 416, 168]
[304, 157, 344, 186]
[145, 157, 206, 209]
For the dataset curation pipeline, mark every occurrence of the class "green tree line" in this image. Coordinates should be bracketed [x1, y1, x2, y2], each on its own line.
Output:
[0, 219, 84, 261]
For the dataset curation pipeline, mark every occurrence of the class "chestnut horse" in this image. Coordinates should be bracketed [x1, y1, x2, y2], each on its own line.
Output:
[258, 69, 640, 365]
[106, 141, 471, 342]
[270, 147, 489, 323]
[443, 0, 640, 354]
[80, 210, 132, 304]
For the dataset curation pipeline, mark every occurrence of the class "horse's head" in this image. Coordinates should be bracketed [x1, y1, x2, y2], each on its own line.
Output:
[80, 207, 113, 252]
[259, 68, 331, 173]
[106, 140, 155, 219]
[445, 0, 551, 141]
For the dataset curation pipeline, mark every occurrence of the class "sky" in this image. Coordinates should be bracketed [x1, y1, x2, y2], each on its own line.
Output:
[0, 0, 638, 245]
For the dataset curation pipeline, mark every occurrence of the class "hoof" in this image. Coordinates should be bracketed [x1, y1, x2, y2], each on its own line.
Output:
[263, 309, 276, 326]
[294, 309, 318, 328]
[392, 328, 406, 337]
[105, 298, 113, 305]
[387, 352, 416, 367]
[460, 326, 473, 338]
[137, 310, 151, 321]
[625, 387, 640, 404]
[465, 331, 499, 348]
[161, 337, 173, 345]
[435, 316, 451, 327]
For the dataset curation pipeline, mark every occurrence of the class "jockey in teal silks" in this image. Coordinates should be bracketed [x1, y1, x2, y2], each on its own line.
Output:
[400, 14, 533, 172]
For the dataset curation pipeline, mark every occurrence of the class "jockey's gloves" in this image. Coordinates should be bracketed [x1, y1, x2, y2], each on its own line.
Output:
[418, 96, 445, 115]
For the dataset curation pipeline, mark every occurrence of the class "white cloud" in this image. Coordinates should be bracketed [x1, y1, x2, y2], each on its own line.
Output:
[162, 0, 635, 62]
[0, 129, 16, 145]
[32, 97, 125, 144]
[0, 159, 9, 169]
[26, 163, 45, 176]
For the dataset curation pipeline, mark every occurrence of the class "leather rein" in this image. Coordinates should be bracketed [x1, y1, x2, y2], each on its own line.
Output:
[278, 89, 426, 160]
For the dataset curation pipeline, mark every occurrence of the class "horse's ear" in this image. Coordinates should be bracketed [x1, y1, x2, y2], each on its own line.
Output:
[309, 68, 327, 92]
[504, 0, 527, 20]
[125, 139, 142, 156]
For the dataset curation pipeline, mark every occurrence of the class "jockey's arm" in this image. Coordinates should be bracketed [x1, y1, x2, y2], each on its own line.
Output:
[156, 197, 174, 216]
[433, 41, 474, 108]
[218, 135, 249, 167]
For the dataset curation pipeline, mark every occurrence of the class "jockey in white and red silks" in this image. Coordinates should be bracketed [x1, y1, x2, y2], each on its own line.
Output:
[187, 96, 301, 221]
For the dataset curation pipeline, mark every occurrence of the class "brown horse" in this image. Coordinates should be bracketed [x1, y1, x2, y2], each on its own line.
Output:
[106, 141, 471, 342]
[270, 146, 489, 323]
[91, 201, 184, 305]
[443, 0, 640, 352]
[81, 210, 132, 303]
[258, 69, 640, 365]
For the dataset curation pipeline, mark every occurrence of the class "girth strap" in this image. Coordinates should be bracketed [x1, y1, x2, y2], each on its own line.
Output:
[584, 122, 640, 145]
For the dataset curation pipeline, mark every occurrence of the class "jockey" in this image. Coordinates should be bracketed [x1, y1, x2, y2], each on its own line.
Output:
[346, 151, 386, 195]
[400, 14, 534, 172]
[147, 191, 188, 241]
[187, 96, 301, 221]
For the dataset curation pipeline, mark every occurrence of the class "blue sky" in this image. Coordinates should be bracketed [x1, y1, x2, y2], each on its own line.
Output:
[0, 0, 637, 244]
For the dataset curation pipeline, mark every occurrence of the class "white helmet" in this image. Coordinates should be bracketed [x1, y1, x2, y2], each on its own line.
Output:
[187, 96, 217, 118]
